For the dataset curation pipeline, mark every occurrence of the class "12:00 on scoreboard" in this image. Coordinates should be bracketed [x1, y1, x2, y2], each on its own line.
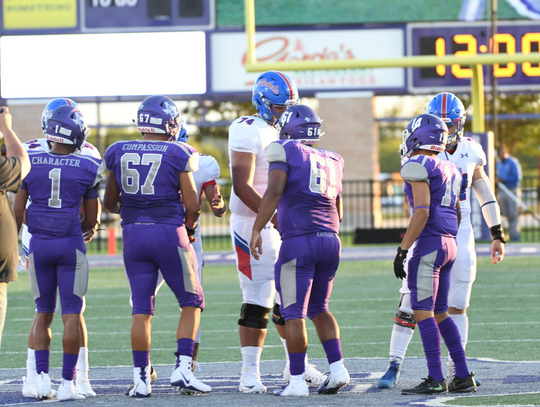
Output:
[409, 22, 540, 91]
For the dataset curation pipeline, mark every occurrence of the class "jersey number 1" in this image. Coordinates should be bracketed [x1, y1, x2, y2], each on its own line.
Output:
[48, 168, 62, 208]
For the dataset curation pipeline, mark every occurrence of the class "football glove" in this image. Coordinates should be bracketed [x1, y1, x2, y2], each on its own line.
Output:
[393, 247, 408, 279]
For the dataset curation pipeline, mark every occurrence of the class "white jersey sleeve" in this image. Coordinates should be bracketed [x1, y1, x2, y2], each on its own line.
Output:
[228, 116, 263, 154]
[192, 155, 221, 201]
[228, 115, 279, 217]
[23, 138, 50, 152]
[81, 141, 102, 159]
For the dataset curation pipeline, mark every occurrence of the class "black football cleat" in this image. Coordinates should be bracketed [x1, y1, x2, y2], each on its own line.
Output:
[448, 372, 477, 393]
[401, 376, 448, 395]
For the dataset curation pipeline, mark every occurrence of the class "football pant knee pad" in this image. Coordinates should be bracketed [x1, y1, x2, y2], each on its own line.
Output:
[271, 303, 285, 326]
[238, 303, 271, 329]
[394, 310, 416, 329]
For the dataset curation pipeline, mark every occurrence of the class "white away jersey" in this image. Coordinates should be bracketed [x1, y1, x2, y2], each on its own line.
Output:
[24, 138, 102, 160]
[192, 154, 220, 204]
[228, 115, 278, 217]
[438, 136, 486, 223]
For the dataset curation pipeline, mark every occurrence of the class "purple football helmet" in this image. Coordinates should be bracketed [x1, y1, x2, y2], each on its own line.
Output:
[399, 114, 448, 158]
[277, 105, 323, 145]
[41, 98, 78, 132]
[426, 92, 466, 148]
[137, 95, 181, 141]
[252, 71, 299, 125]
[45, 105, 89, 151]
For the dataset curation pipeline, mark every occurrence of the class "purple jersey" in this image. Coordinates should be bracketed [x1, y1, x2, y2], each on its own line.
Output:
[266, 140, 344, 239]
[402, 155, 462, 238]
[22, 152, 104, 238]
[104, 140, 199, 226]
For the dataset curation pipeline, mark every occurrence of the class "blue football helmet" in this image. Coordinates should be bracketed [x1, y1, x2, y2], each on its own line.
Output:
[44, 105, 89, 151]
[277, 105, 323, 145]
[42, 98, 78, 132]
[178, 117, 189, 143]
[137, 95, 181, 141]
[252, 71, 299, 125]
[399, 114, 448, 158]
[426, 92, 466, 149]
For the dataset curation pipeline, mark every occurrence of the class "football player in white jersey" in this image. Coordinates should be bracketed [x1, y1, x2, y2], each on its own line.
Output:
[228, 71, 325, 393]
[378, 92, 506, 389]
[20, 99, 100, 399]
[178, 122, 226, 362]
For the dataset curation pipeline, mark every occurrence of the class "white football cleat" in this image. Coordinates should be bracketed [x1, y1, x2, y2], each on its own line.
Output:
[274, 378, 309, 397]
[22, 376, 37, 398]
[129, 366, 152, 398]
[239, 373, 267, 394]
[76, 378, 97, 397]
[36, 372, 53, 400]
[57, 379, 86, 401]
[317, 361, 350, 395]
[170, 355, 211, 395]
[283, 363, 327, 387]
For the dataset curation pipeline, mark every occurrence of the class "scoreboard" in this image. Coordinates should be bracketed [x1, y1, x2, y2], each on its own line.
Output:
[0, 0, 214, 34]
[408, 22, 540, 93]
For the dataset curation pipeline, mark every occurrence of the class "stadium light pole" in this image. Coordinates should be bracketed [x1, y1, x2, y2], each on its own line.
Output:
[243, 0, 540, 134]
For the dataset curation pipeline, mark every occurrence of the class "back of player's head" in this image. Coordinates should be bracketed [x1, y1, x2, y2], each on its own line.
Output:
[277, 104, 323, 145]
[45, 105, 89, 151]
[426, 92, 466, 148]
[137, 95, 181, 141]
[42, 98, 78, 132]
[399, 114, 448, 158]
[252, 71, 299, 125]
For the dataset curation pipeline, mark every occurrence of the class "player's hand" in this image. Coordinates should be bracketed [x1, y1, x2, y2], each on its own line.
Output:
[491, 239, 505, 264]
[250, 230, 263, 261]
[0, 106, 12, 131]
[83, 227, 96, 243]
[393, 247, 408, 279]
[211, 184, 224, 211]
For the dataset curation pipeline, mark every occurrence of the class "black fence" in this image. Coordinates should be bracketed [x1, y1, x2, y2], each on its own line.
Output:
[90, 176, 540, 254]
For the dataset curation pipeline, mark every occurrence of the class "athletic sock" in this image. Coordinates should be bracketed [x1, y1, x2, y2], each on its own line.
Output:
[289, 352, 306, 376]
[177, 338, 195, 358]
[76, 347, 88, 382]
[417, 318, 444, 382]
[448, 313, 469, 349]
[35, 350, 50, 375]
[322, 338, 342, 365]
[241, 346, 262, 376]
[132, 350, 150, 368]
[62, 353, 79, 381]
[26, 348, 37, 380]
[280, 337, 289, 362]
[389, 324, 414, 363]
[438, 317, 469, 379]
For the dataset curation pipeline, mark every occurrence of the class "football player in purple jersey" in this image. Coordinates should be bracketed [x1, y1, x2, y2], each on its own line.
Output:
[250, 105, 349, 397]
[379, 93, 505, 389]
[229, 71, 325, 393]
[19, 98, 100, 399]
[13, 105, 104, 401]
[103, 95, 210, 397]
[395, 114, 476, 395]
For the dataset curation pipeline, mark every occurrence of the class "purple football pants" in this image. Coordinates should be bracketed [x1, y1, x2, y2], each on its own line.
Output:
[275, 232, 341, 321]
[122, 223, 204, 314]
[28, 235, 88, 314]
[407, 236, 457, 313]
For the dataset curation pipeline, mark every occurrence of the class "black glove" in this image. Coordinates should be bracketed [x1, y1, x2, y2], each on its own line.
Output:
[393, 247, 408, 279]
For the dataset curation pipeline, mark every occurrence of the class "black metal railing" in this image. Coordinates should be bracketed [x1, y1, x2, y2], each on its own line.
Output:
[88, 176, 540, 254]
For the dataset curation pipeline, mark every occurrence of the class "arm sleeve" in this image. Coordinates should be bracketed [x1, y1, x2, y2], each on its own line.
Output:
[0, 156, 22, 193]
[267, 142, 290, 174]
[91, 162, 105, 188]
[84, 185, 99, 200]
[103, 144, 116, 172]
